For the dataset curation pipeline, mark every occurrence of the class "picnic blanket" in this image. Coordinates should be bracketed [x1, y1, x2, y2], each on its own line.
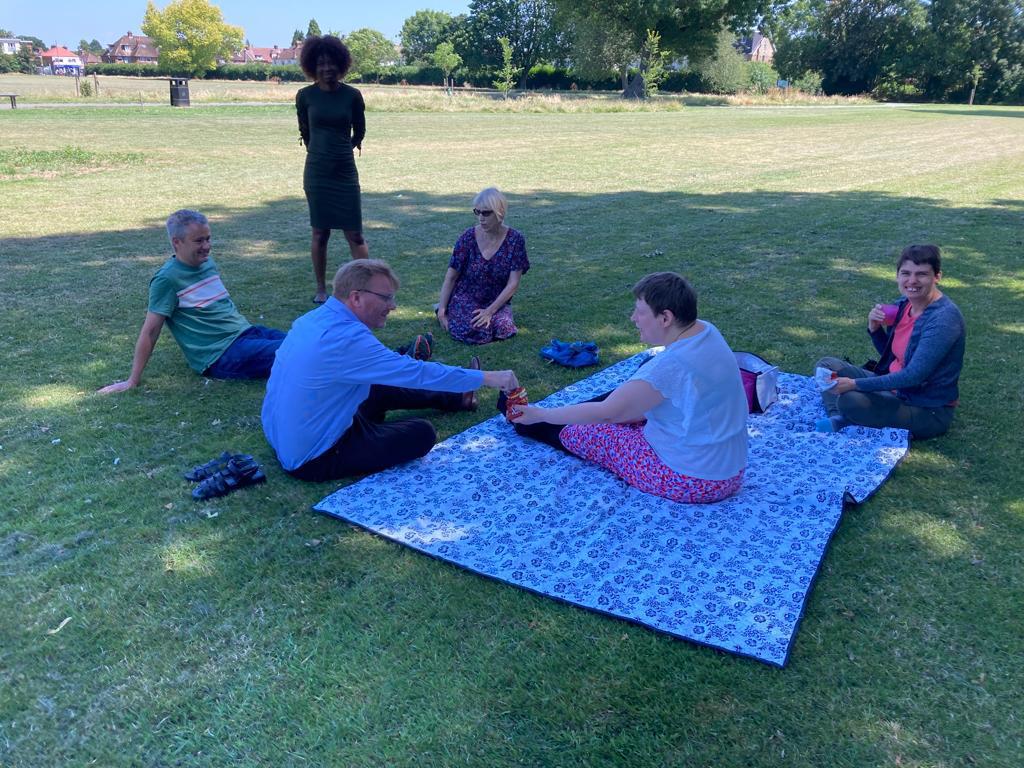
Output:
[314, 353, 909, 667]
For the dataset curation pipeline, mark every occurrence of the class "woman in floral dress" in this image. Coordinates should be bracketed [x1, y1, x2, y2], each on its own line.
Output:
[436, 188, 529, 345]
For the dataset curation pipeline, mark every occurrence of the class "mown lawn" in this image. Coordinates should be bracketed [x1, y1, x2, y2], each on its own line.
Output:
[1, 101, 1022, 767]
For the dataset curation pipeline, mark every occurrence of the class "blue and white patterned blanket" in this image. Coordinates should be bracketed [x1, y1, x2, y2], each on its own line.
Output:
[314, 354, 908, 667]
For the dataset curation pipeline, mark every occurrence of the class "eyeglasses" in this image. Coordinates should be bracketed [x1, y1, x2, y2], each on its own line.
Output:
[359, 288, 396, 304]
[472, 208, 494, 217]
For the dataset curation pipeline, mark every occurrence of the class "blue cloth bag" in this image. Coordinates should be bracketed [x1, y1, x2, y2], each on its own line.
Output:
[539, 339, 599, 368]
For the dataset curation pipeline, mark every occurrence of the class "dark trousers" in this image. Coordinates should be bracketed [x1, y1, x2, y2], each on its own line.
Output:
[817, 357, 955, 439]
[288, 384, 463, 482]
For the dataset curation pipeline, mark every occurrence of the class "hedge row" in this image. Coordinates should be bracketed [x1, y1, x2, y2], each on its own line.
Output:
[84, 62, 190, 77]
[81, 61, 708, 93]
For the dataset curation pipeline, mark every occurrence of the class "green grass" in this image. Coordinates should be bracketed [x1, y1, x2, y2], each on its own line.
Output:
[0, 145, 144, 177]
[1, 101, 1023, 767]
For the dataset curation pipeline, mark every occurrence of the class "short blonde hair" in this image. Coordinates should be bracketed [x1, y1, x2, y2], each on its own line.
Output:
[474, 187, 507, 222]
[333, 259, 400, 299]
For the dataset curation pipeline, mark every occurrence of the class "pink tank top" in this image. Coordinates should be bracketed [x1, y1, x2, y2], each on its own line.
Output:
[888, 309, 918, 374]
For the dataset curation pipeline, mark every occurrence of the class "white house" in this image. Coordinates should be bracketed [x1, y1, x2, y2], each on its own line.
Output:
[1, 37, 29, 55]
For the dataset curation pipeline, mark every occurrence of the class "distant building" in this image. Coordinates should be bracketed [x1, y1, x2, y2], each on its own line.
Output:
[231, 43, 303, 66]
[103, 32, 159, 64]
[737, 32, 775, 64]
[274, 45, 302, 66]
[1, 37, 30, 55]
[41, 46, 83, 75]
[78, 51, 102, 66]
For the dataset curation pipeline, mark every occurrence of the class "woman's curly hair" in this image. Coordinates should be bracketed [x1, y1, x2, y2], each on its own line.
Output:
[300, 35, 353, 81]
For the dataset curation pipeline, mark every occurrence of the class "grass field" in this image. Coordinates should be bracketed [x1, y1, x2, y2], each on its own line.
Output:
[1, 98, 1023, 766]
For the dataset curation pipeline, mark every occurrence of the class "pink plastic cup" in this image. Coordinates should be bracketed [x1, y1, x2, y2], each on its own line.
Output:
[881, 304, 899, 325]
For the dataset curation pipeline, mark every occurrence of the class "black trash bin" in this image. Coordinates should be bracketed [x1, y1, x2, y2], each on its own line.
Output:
[169, 78, 190, 107]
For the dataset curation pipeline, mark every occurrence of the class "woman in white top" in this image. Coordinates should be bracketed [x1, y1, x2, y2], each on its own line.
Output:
[511, 272, 748, 503]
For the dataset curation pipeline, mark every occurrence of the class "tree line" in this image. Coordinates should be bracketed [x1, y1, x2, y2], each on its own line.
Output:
[5, 0, 1023, 102]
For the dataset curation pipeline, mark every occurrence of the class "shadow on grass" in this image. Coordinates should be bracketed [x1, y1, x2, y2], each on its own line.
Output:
[3, 185, 1018, 402]
[905, 107, 1024, 119]
[2, 187, 1023, 766]
[2, 185, 1019, 479]
[3, 183, 1019, 503]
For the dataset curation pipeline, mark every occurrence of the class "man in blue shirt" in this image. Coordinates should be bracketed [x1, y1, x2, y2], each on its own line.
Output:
[262, 259, 519, 481]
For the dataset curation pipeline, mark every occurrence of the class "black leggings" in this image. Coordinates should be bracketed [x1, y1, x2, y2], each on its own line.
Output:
[510, 391, 612, 452]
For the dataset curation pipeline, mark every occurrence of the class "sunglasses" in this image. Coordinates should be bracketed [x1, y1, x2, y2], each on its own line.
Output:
[472, 208, 494, 217]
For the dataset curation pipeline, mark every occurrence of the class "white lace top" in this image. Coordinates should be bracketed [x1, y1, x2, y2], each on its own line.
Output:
[630, 321, 748, 479]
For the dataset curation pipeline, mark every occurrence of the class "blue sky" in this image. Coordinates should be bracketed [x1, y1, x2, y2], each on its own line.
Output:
[1, 1, 471, 48]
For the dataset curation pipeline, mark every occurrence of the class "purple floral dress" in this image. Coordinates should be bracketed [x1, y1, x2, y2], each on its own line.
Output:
[445, 226, 529, 345]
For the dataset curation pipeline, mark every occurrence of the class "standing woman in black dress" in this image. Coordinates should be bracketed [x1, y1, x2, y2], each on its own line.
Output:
[297, 35, 369, 304]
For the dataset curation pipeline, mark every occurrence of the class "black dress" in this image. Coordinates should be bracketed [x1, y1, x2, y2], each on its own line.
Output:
[296, 83, 366, 230]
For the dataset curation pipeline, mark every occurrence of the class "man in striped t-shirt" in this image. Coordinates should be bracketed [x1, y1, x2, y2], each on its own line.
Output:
[98, 210, 285, 393]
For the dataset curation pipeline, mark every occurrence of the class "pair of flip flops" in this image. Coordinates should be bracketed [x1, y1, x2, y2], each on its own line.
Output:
[185, 451, 266, 501]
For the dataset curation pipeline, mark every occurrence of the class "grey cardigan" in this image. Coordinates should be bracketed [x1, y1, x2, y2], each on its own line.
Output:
[858, 295, 965, 407]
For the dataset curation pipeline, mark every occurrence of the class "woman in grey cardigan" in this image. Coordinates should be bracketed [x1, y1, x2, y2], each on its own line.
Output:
[815, 244, 965, 439]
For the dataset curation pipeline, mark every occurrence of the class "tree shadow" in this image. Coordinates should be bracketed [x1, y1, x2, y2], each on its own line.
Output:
[2, 185, 1017, 390]
[904, 106, 1024, 119]
[3, 184, 1022, 765]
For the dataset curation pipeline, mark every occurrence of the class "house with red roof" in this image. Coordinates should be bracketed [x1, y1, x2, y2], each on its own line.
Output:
[231, 43, 303, 66]
[41, 46, 83, 75]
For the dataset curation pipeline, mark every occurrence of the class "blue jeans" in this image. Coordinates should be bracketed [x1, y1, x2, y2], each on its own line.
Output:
[205, 325, 285, 380]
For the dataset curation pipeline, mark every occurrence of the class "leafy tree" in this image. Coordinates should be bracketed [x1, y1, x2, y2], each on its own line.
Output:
[142, 0, 245, 77]
[346, 28, 397, 80]
[792, 69, 823, 94]
[432, 41, 463, 93]
[764, 0, 929, 95]
[554, 0, 764, 94]
[747, 61, 779, 93]
[400, 10, 455, 64]
[641, 29, 669, 97]
[461, 0, 568, 80]
[560, 11, 636, 89]
[697, 29, 749, 94]
[306, 19, 322, 38]
[926, 0, 1024, 103]
[493, 36, 522, 97]
[78, 39, 105, 55]
[18, 34, 47, 51]
[762, 0, 827, 81]
[291, 29, 304, 47]
[0, 47, 37, 74]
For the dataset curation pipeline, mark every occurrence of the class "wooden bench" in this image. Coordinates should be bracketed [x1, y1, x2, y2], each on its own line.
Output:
[0, 93, 18, 108]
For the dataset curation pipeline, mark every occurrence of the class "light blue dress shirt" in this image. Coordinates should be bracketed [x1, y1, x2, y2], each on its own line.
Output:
[262, 298, 484, 470]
